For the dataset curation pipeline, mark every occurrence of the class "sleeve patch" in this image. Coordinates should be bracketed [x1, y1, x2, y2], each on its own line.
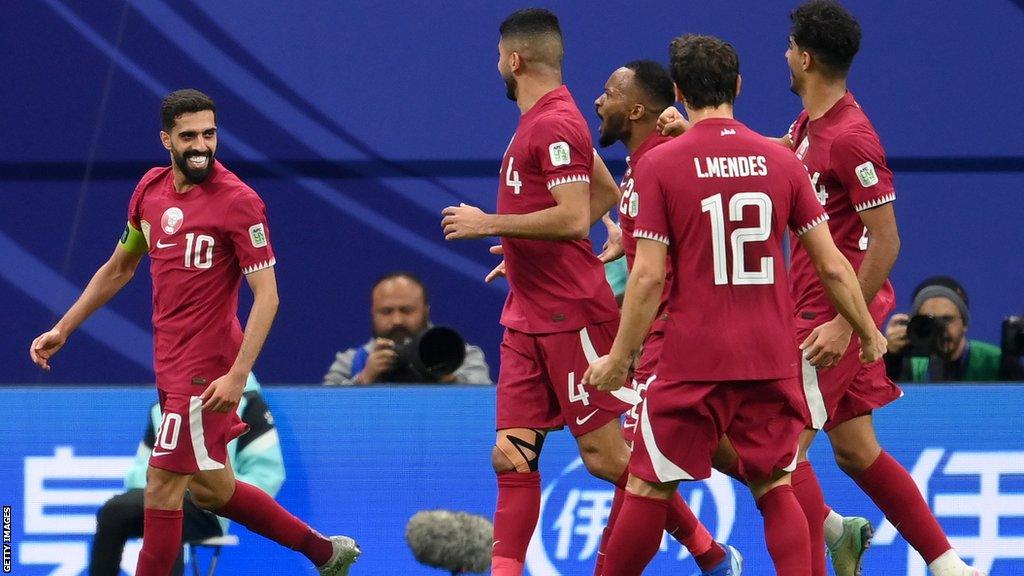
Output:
[549, 141, 571, 167]
[248, 223, 268, 248]
[855, 161, 879, 187]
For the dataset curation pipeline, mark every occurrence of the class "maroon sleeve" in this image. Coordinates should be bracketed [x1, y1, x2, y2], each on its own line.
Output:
[787, 112, 809, 150]
[127, 184, 144, 229]
[631, 157, 670, 245]
[831, 130, 895, 212]
[531, 116, 593, 191]
[225, 191, 276, 274]
[789, 162, 829, 236]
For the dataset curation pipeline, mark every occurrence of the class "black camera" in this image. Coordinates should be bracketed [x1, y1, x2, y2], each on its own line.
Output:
[1001, 316, 1024, 357]
[905, 314, 952, 357]
[382, 326, 467, 383]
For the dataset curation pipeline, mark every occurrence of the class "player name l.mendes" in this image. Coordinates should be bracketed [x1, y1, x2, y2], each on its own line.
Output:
[694, 155, 768, 179]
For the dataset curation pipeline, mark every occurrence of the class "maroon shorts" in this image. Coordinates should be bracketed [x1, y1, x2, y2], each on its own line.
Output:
[622, 329, 665, 443]
[798, 326, 903, 432]
[629, 377, 807, 484]
[496, 321, 636, 437]
[148, 391, 249, 474]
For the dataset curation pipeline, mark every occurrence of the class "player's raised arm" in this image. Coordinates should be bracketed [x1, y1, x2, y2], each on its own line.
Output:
[30, 227, 146, 371]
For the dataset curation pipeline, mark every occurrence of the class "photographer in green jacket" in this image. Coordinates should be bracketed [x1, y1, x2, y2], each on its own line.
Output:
[884, 276, 1002, 382]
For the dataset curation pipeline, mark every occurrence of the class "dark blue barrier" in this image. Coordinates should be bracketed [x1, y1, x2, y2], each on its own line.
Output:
[1, 384, 1021, 574]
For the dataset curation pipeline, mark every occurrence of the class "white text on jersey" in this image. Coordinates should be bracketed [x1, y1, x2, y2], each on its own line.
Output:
[694, 156, 768, 179]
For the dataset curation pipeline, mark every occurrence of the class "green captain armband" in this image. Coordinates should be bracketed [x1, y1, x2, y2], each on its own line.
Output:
[119, 222, 148, 253]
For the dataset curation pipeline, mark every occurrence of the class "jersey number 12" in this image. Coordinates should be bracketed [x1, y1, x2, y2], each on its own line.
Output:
[700, 192, 774, 286]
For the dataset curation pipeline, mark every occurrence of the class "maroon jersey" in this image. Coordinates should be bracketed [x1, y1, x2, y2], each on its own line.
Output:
[498, 86, 618, 334]
[787, 92, 896, 325]
[128, 161, 275, 393]
[618, 131, 674, 330]
[633, 118, 826, 381]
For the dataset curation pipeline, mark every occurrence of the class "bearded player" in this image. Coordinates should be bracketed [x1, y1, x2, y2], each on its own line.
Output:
[441, 10, 715, 575]
[30, 90, 359, 576]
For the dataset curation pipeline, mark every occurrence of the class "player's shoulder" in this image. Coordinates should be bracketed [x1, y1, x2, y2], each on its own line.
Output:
[213, 163, 263, 204]
[136, 166, 171, 190]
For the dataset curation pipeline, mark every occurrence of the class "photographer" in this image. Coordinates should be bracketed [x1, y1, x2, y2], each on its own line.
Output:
[323, 271, 492, 385]
[884, 276, 1002, 382]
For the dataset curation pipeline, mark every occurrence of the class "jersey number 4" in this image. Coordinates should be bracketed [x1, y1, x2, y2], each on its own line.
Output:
[700, 192, 774, 286]
[505, 157, 522, 195]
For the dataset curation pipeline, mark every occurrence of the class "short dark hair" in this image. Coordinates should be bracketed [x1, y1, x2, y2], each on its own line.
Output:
[161, 89, 216, 132]
[499, 8, 563, 68]
[499, 8, 561, 40]
[790, 0, 861, 77]
[624, 60, 675, 111]
[668, 35, 740, 110]
[372, 271, 429, 304]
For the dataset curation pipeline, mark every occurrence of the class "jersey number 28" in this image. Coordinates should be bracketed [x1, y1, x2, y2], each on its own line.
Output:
[700, 192, 774, 286]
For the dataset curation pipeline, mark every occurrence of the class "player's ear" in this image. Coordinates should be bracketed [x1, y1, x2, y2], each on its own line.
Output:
[629, 103, 646, 121]
[160, 131, 172, 151]
[510, 51, 522, 74]
[801, 50, 812, 72]
[735, 75, 742, 99]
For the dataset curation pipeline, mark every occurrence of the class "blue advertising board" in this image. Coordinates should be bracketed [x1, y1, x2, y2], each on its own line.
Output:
[0, 385, 1021, 575]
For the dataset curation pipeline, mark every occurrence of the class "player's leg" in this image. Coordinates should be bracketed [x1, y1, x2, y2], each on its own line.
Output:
[90, 489, 145, 576]
[792, 428, 828, 576]
[135, 466, 191, 576]
[748, 471, 811, 576]
[190, 449, 357, 573]
[492, 427, 548, 576]
[601, 474, 678, 576]
[828, 414, 978, 576]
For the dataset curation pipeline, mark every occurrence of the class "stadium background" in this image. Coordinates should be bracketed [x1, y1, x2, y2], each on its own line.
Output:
[1, 1, 1022, 574]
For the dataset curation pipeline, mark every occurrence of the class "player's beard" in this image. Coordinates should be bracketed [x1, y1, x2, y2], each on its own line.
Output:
[503, 73, 518, 102]
[598, 112, 628, 148]
[789, 71, 804, 96]
[173, 149, 215, 184]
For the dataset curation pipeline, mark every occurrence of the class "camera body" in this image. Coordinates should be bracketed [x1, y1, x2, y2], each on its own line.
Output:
[905, 314, 952, 357]
[1001, 316, 1024, 357]
[383, 326, 467, 383]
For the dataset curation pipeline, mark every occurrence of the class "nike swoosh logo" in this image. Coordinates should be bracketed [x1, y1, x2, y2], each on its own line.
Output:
[575, 409, 600, 426]
[156, 240, 177, 249]
[151, 448, 172, 457]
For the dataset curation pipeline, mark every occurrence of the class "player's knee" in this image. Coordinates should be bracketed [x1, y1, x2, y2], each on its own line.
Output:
[578, 439, 626, 482]
[832, 443, 876, 476]
[493, 429, 546, 474]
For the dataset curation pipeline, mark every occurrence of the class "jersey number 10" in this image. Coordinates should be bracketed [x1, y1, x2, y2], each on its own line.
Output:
[700, 192, 774, 286]
[184, 233, 215, 269]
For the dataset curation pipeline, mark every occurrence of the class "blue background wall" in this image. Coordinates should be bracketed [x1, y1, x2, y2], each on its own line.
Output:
[2, 0, 1023, 384]
[2, 385, 1023, 575]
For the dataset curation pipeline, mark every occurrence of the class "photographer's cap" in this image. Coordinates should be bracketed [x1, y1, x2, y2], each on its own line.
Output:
[911, 276, 970, 326]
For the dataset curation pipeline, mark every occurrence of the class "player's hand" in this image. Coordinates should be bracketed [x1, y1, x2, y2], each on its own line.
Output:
[778, 133, 794, 149]
[884, 313, 910, 354]
[598, 215, 624, 263]
[800, 316, 853, 369]
[859, 328, 888, 364]
[485, 245, 507, 283]
[357, 338, 399, 383]
[582, 354, 630, 392]
[657, 106, 690, 137]
[441, 203, 492, 240]
[200, 371, 246, 412]
[30, 328, 66, 371]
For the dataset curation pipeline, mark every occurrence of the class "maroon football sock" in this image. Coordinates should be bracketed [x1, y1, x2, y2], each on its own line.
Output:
[135, 508, 183, 576]
[593, 484, 625, 576]
[757, 485, 812, 576]
[853, 451, 951, 563]
[216, 480, 333, 566]
[666, 492, 721, 570]
[602, 492, 669, 576]
[492, 471, 541, 568]
[792, 461, 827, 576]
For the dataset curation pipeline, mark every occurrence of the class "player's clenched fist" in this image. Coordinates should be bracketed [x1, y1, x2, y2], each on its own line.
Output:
[30, 328, 66, 371]
[859, 329, 888, 364]
[441, 203, 492, 240]
[657, 106, 690, 137]
[582, 354, 629, 392]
